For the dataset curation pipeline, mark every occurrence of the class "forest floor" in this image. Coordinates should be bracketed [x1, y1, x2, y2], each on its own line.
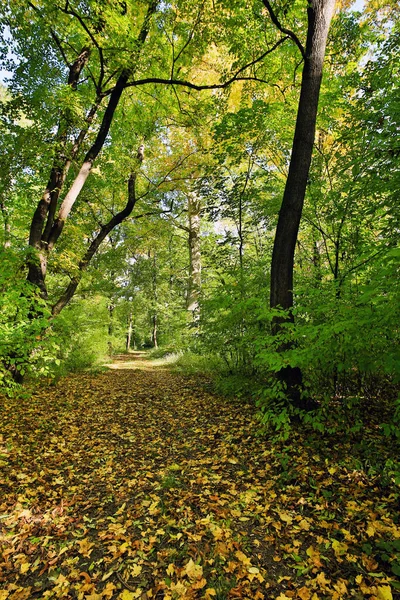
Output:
[0, 353, 399, 600]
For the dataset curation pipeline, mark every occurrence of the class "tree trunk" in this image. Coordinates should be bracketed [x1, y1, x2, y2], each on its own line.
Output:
[1, 200, 11, 248]
[108, 302, 115, 357]
[126, 311, 133, 352]
[269, 0, 336, 406]
[151, 251, 158, 348]
[152, 314, 158, 349]
[187, 192, 202, 313]
[51, 172, 139, 316]
[26, 1, 158, 301]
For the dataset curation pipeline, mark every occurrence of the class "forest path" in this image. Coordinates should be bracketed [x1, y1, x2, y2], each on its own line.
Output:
[1, 362, 399, 599]
[105, 351, 170, 371]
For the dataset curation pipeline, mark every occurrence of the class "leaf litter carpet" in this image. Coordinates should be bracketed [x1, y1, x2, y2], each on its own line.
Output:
[1, 357, 399, 600]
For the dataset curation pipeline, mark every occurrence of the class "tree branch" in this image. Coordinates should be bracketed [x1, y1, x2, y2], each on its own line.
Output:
[262, 1, 305, 59]
[51, 171, 139, 316]
[117, 37, 289, 94]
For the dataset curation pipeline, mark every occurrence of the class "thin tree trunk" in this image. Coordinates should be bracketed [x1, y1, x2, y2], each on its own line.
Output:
[152, 314, 158, 349]
[187, 192, 201, 313]
[126, 311, 133, 352]
[27, 1, 158, 299]
[268, 0, 336, 406]
[1, 200, 11, 248]
[151, 251, 158, 348]
[108, 302, 115, 357]
[52, 172, 139, 316]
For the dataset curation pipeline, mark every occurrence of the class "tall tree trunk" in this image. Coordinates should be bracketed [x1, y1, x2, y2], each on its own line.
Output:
[126, 310, 133, 352]
[152, 314, 158, 349]
[52, 171, 139, 316]
[186, 192, 202, 313]
[268, 0, 336, 406]
[27, 0, 158, 300]
[108, 302, 115, 357]
[151, 251, 158, 348]
[1, 200, 11, 248]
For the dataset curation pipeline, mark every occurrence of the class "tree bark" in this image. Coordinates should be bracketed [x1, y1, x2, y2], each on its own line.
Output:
[126, 310, 133, 352]
[27, 0, 159, 301]
[268, 0, 336, 405]
[27, 48, 92, 297]
[1, 200, 11, 248]
[51, 172, 139, 316]
[186, 192, 202, 313]
[151, 251, 158, 348]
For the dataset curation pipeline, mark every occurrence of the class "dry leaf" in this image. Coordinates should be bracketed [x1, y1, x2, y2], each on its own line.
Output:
[185, 558, 203, 581]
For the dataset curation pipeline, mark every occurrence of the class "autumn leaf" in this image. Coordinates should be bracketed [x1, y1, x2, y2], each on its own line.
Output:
[331, 539, 348, 557]
[20, 561, 31, 574]
[130, 564, 142, 577]
[235, 550, 251, 566]
[377, 586, 393, 600]
[185, 558, 203, 581]
[76, 538, 94, 557]
[119, 591, 137, 600]
[297, 586, 311, 600]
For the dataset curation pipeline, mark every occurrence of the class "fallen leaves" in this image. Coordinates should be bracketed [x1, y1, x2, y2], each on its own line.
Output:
[0, 364, 399, 599]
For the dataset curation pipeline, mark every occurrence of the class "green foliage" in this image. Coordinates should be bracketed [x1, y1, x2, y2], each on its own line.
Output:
[0, 249, 58, 389]
[171, 351, 225, 376]
[52, 296, 112, 375]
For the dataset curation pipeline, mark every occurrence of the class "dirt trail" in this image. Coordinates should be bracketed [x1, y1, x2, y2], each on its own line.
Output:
[105, 351, 171, 371]
[1, 358, 399, 599]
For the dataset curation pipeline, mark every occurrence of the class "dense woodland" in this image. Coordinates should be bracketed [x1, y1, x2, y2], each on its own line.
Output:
[0, 0, 400, 597]
[1, 0, 399, 427]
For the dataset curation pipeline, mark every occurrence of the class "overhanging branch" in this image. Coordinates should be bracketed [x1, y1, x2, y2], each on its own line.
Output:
[116, 37, 289, 94]
[262, 1, 305, 59]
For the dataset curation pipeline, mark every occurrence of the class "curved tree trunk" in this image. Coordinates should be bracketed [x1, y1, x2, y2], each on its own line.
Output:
[268, 0, 336, 406]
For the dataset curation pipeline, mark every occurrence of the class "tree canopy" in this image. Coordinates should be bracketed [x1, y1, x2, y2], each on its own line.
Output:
[0, 0, 399, 425]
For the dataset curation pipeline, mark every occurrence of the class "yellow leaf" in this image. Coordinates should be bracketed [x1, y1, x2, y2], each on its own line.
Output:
[331, 539, 348, 557]
[0, 591, 9, 600]
[377, 585, 393, 600]
[248, 567, 260, 574]
[315, 572, 331, 590]
[235, 550, 251, 565]
[115, 502, 126, 515]
[185, 558, 203, 581]
[119, 542, 129, 554]
[170, 581, 187, 596]
[166, 563, 175, 576]
[119, 591, 137, 600]
[278, 511, 293, 524]
[306, 546, 322, 567]
[205, 590, 217, 598]
[131, 564, 142, 577]
[209, 523, 223, 540]
[298, 586, 311, 600]
[192, 577, 207, 590]
[366, 523, 376, 537]
[76, 538, 94, 557]
[103, 582, 116, 599]
[20, 561, 31, 574]
[298, 519, 310, 531]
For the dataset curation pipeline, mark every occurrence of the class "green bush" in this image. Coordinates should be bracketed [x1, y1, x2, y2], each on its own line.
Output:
[52, 296, 111, 375]
[0, 249, 59, 390]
